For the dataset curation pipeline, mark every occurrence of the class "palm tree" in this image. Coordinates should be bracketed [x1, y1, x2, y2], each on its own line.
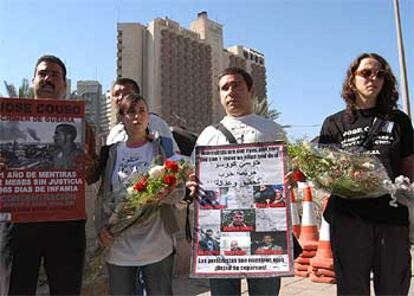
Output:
[3, 79, 34, 98]
[254, 96, 287, 140]
[253, 96, 281, 120]
[3, 81, 17, 97]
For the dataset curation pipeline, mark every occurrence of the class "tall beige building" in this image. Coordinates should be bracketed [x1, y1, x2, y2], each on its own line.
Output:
[76, 80, 111, 146]
[117, 12, 267, 133]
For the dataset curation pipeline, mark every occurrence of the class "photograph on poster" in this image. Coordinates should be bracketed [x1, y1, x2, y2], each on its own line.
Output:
[0, 120, 83, 169]
[255, 208, 287, 232]
[251, 231, 287, 255]
[198, 227, 221, 255]
[221, 232, 250, 256]
[198, 210, 221, 255]
[219, 186, 253, 209]
[199, 188, 223, 209]
[221, 209, 255, 232]
[253, 184, 285, 207]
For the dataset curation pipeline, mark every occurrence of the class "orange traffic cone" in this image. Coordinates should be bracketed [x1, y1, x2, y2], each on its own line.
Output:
[298, 185, 319, 251]
[295, 256, 311, 265]
[300, 250, 317, 258]
[309, 197, 336, 284]
[309, 271, 336, 284]
[294, 269, 310, 277]
[290, 189, 301, 239]
[294, 261, 310, 277]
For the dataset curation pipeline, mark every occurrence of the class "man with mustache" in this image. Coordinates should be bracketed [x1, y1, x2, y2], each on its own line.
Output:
[1, 55, 97, 295]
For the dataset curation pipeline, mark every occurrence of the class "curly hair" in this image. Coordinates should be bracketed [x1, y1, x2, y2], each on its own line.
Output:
[341, 53, 399, 121]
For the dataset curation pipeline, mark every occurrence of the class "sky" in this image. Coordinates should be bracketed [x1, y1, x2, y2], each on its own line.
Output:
[0, 0, 413, 141]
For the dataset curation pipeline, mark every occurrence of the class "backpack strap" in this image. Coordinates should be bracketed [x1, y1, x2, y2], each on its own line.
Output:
[158, 136, 174, 158]
[214, 123, 238, 144]
[354, 116, 385, 153]
[184, 190, 193, 242]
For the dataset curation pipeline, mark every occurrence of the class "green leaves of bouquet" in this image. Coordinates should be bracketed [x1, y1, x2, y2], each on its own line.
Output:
[288, 141, 390, 199]
[125, 159, 190, 210]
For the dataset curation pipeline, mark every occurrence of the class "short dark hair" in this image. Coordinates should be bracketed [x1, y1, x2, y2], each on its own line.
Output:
[34, 55, 67, 81]
[118, 94, 150, 137]
[56, 124, 77, 140]
[218, 67, 253, 91]
[113, 78, 140, 95]
[117, 93, 148, 117]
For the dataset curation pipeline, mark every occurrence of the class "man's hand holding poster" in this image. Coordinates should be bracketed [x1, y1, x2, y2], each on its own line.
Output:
[192, 142, 295, 278]
[0, 98, 86, 222]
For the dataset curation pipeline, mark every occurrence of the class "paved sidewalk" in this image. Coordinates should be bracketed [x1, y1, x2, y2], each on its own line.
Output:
[174, 274, 414, 296]
[37, 250, 414, 295]
[173, 249, 414, 296]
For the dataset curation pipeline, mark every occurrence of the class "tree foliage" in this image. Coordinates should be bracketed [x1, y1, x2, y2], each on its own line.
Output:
[253, 96, 288, 141]
[253, 96, 280, 120]
[3, 79, 34, 98]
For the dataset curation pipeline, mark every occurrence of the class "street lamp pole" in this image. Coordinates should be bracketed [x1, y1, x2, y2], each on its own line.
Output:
[393, 0, 411, 118]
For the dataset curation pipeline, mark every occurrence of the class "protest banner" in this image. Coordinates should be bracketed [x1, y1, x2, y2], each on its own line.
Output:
[0, 97, 86, 222]
[191, 142, 295, 278]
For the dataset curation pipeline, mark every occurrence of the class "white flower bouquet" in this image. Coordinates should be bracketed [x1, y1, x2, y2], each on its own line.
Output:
[288, 141, 413, 205]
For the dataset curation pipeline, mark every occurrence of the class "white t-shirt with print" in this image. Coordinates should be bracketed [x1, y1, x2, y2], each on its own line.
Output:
[107, 141, 174, 266]
[196, 114, 285, 146]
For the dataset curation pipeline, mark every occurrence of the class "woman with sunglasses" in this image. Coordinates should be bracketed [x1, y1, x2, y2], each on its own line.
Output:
[319, 53, 413, 295]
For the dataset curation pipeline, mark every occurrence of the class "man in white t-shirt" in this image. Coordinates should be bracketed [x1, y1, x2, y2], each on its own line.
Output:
[189, 67, 284, 295]
[106, 78, 179, 158]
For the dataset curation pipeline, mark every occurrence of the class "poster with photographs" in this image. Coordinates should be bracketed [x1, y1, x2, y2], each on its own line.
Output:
[191, 142, 294, 278]
[0, 98, 86, 223]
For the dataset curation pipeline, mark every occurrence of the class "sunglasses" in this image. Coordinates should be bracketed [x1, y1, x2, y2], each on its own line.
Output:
[355, 69, 386, 79]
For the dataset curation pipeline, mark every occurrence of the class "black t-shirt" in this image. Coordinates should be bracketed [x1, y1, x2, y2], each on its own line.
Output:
[319, 107, 413, 225]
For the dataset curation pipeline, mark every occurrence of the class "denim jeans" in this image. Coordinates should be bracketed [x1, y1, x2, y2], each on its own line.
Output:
[210, 277, 281, 296]
[107, 252, 174, 295]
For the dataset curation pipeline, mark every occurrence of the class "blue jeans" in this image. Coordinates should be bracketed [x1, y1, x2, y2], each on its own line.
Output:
[107, 252, 174, 295]
[210, 277, 280, 296]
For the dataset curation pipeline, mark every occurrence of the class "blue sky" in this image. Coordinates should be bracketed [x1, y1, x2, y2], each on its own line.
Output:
[0, 0, 413, 140]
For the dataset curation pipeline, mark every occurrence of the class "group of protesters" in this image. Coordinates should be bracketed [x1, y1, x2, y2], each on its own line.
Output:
[0, 51, 413, 296]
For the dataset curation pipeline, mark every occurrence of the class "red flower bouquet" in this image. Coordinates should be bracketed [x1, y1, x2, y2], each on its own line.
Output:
[85, 158, 192, 283]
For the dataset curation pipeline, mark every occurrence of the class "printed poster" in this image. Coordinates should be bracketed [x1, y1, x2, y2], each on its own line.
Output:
[192, 142, 294, 278]
[0, 98, 86, 222]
